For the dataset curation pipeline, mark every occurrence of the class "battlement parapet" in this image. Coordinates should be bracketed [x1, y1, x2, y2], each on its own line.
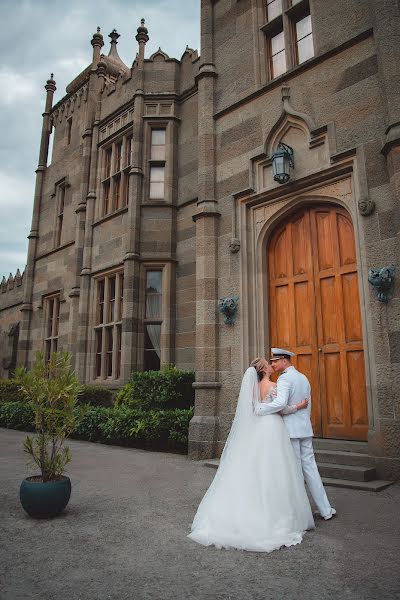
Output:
[0, 269, 25, 310]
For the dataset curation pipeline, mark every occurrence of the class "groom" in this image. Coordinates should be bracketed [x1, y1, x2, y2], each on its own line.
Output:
[258, 348, 336, 521]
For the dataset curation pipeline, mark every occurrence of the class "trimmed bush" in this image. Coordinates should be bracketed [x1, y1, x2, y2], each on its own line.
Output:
[0, 379, 25, 404]
[0, 379, 113, 407]
[78, 385, 114, 407]
[74, 406, 113, 441]
[115, 366, 195, 411]
[0, 401, 35, 431]
[0, 401, 193, 453]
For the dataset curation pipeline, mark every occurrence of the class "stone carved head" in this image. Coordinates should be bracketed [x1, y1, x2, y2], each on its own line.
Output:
[368, 266, 395, 303]
[218, 295, 239, 325]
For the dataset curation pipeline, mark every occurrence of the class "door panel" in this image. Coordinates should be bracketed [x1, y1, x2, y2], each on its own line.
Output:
[268, 204, 368, 440]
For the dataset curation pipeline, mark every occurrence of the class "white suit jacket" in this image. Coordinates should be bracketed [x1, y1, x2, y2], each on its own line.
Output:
[255, 366, 314, 439]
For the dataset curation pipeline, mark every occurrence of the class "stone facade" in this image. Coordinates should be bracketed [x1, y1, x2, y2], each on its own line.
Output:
[1, 1, 399, 479]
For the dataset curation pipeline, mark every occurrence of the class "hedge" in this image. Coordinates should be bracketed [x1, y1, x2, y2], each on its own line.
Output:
[115, 366, 195, 411]
[77, 385, 114, 407]
[0, 379, 113, 407]
[0, 380, 25, 404]
[0, 401, 193, 453]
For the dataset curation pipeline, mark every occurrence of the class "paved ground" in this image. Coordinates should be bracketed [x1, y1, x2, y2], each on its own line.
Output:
[0, 428, 399, 600]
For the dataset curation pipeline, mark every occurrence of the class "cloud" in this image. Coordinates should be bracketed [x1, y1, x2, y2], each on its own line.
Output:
[0, 0, 200, 279]
[0, 68, 38, 106]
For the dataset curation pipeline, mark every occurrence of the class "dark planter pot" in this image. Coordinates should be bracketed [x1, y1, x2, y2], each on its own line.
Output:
[20, 475, 71, 519]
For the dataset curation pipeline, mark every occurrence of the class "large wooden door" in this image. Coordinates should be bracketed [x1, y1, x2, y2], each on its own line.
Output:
[268, 205, 368, 440]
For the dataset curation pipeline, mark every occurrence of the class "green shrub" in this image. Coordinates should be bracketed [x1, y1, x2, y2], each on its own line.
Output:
[114, 382, 136, 408]
[116, 366, 195, 411]
[74, 406, 113, 441]
[0, 379, 25, 404]
[0, 401, 193, 453]
[0, 401, 35, 431]
[78, 384, 114, 407]
[15, 352, 86, 482]
[96, 406, 194, 450]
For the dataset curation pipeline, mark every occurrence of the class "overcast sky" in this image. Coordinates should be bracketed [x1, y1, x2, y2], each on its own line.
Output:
[0, 0, 200, 280]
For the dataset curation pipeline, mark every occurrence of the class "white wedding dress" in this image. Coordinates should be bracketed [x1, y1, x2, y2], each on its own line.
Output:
[188, 367, 315, 552]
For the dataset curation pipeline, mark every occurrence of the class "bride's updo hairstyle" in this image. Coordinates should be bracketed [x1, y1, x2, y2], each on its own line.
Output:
[250, 357, 268, 381]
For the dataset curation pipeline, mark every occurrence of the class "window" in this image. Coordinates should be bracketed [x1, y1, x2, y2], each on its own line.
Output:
[55, 182, 66, 247]
[266, 0, 282, 21]
[149, 167, 165, 200]
[149, 129, 166, 200]
[263, 0, 314, 81]
[100, 134, 131, 217]
[295, 14, 314, 64]
[67, 118, 72, 145]
[44, 294, 60, 362]
[94, 271, 124, 379]
[125, 136, 132, 168]
[144, 270, 162, 371]
[269, 30, 286, 78]
[150, 129, 166, 160]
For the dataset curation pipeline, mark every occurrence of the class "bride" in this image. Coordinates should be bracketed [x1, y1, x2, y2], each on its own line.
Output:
[188, 358, 315, 552]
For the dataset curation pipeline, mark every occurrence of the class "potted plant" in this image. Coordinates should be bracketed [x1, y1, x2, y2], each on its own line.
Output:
[15, 351, 84, 519]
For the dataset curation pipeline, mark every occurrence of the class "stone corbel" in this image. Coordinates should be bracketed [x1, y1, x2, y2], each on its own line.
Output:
[368, 266, 395, 303]
[358, 197, 375, 216]
[218, 295, 239, 325]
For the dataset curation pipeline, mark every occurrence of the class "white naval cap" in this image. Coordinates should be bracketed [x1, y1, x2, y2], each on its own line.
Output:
[270, 347, 295, 360]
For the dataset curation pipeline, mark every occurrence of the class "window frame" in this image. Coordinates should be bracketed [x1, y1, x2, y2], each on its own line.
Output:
[53, 179, 67, 248]
[262, 0, 314, 81]
[143, 269, 163, 371]
[44, 293, 61, 362]
[100, 133, 132, 218]
[147, 125, 167, 202]
[93, 270, 124, 380]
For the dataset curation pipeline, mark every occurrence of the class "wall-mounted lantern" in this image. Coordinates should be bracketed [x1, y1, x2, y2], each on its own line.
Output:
[271, 142, 294, 184]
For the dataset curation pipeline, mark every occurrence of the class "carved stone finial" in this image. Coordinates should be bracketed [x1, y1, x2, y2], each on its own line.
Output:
[229, 238, 241, 253]
[91, 26, 104, 47]
[358, 198, 375, 216]
[368, 266, 395, 303]
[45, 73, 56, 92]
[109, 29, 120, 43]
[218, 295, 239, 325]
[136, 18, 149, 43]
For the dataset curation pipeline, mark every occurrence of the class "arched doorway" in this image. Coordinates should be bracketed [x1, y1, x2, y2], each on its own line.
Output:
[267, 204, 368, 441]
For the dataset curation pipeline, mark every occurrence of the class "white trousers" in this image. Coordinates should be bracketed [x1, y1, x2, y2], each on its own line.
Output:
[290, 437, 332, 518]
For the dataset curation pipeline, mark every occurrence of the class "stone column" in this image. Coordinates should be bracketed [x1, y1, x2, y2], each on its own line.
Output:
[368, 1, 400, 477]
[73, 29, 104, 380]
[19, 75, 56, 367]
[121, 20, 149, 381]
[188, 0, 221, 460]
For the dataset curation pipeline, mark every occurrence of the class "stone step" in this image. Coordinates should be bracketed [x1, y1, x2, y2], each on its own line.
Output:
[203, 459, 392, 491]
[321, 477, 393, 492]
[313, 438, 369, 454]
[317, 462, 376, 482]
[315, 449, 375, 468]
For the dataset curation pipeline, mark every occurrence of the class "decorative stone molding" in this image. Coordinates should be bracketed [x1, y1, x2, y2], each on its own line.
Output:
[1, 269, 24, 294]
[250, 87, 336, 194]
[229, 238, 241, 253]
[218, 295, 239, 325]
[358, 197, 376, 216]
[368, 266, 395, 303]
[51, 83, 88, 127]
[149, 47, 170, 61]
[99, 107, 134, 142]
